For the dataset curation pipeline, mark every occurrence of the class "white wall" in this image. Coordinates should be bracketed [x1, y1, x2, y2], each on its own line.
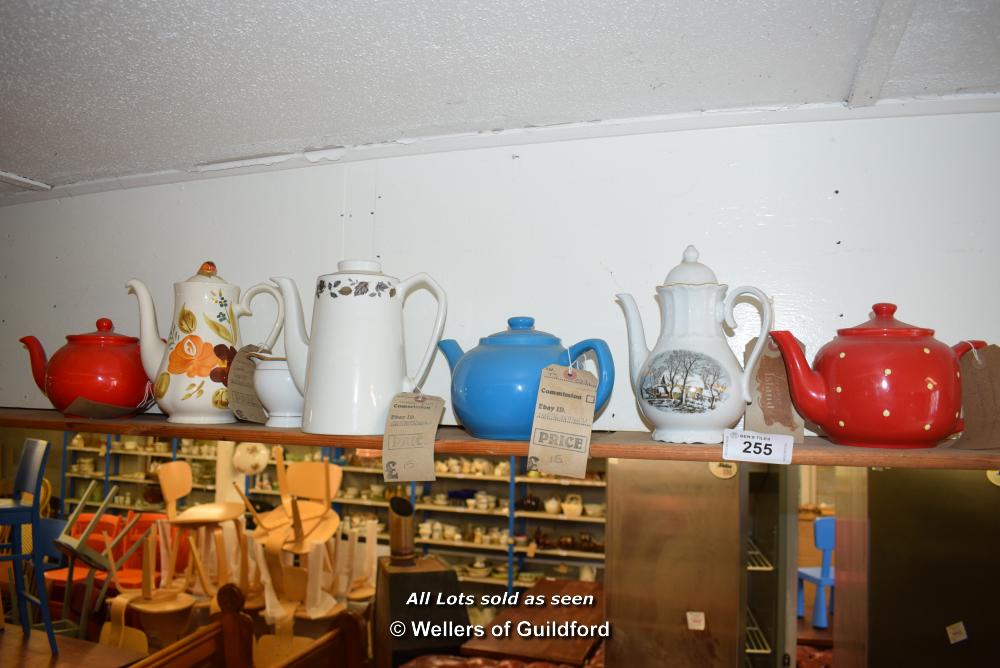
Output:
[2, 111, 999, 431]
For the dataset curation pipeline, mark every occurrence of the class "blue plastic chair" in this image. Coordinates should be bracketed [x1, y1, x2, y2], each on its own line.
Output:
[0, 439, 59, 653]
[797, 516, 835, 629]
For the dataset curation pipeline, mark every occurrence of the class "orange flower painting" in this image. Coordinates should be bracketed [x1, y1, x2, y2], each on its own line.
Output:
[168, 335, 218, 378]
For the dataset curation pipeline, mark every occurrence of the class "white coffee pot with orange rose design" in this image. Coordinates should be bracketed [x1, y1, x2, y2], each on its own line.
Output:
[127, 261, 284, 423]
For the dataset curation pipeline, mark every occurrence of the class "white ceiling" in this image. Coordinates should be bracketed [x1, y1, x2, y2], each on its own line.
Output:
[1, 0, 998, 200]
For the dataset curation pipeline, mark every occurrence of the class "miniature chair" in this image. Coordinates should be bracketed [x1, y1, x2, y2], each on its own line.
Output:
[51, 481, 138, 638]
[43, 512, 124, 595]
[158, 460, 248, 594]
[0, 439, 59, 653]
[797, 516, 835, 629]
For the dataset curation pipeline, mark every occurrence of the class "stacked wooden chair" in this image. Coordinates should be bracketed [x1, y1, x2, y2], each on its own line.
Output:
[233, 446, 347, 665]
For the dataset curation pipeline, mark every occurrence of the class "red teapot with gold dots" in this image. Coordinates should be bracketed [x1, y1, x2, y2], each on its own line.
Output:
[771, 303, 985, 448]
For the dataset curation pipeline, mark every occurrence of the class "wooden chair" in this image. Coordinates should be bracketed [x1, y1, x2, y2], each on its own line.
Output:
[233, 448, 342, 618]
[158, 460, 248, 595]
[131, 584, 366, 668]
[43, 511, 124, 592]
[51, 482, 140, 638]
[250, 447, 343, 552]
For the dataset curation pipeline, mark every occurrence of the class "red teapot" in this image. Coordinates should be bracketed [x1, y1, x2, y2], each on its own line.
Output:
[771, 303, 985, 449]
[21, 318, 154, 418]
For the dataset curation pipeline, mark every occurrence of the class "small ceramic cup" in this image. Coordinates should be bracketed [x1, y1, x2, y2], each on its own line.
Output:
[253, 359, 305, 428]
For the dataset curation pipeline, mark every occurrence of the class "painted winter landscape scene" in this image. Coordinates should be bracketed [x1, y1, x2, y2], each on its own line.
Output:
[639, 349, 731, 413]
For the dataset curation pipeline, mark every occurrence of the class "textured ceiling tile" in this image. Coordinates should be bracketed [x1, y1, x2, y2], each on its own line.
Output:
[880, 0, 1000, 98]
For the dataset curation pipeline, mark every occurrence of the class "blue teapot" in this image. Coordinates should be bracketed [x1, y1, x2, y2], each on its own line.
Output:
[438, 317, 614, 440]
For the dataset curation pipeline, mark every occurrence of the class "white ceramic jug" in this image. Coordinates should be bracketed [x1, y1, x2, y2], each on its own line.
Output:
[273, 260, 447, 435]
[127, 261, 284, 424]
[617, 246, 772, 444]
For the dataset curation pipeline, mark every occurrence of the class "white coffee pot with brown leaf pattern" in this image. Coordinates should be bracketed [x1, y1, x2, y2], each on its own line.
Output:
[127, 261, 284, 424]
[272, 259, 447, 435]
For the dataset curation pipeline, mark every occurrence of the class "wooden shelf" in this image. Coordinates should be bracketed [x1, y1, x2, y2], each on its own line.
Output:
[3, 408, 998, 470]
[514, 510, 606, 524]
[415, 503, 507, 517]
[516, 476, 607, 488]
[416, 537, 510, 553]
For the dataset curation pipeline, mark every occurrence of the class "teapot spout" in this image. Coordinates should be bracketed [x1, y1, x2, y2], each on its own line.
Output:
[125, 279, 167, 381]
[270, 277, 310, 395]
[770, 331, 829, 424]
[19, 336, 48, 393]
[437, 340, 464, 373]
[615, 294, 650, 389]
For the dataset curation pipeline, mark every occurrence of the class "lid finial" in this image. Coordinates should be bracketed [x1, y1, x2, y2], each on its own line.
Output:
[663, 245, 719, 285]
[198, 261, 217, 277]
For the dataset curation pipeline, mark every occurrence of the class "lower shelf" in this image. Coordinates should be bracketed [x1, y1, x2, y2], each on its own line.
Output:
[746, 538, 775, 572]
[745, 608, 772, 655]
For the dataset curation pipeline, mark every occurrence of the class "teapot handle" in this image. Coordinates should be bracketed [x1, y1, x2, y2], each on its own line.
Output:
[397, 273, 447, 392]
[723, 286, 773, 403]
[567, 338, 615, 412]
[235, 283, 285, 352]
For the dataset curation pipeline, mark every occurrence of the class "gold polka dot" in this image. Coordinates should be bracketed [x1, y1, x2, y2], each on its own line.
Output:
[839, 352, 846, 359]
[924, 424, 931, 431]
[882, 409, 891, 417]
[835, 386, 842, 393]
[884, 368, 892, 376]
[927, 382, 934, 390]
[923, 347, 930, 354]
[838, 420, 845, 427]
[957, 371, 961, 379]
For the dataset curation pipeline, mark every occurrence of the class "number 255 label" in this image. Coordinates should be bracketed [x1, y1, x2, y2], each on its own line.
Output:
[722, 429, 794, 465]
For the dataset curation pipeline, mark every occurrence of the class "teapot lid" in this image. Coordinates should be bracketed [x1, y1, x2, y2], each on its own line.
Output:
[838, 303, 933, 337]
[663, 246, 719, 285]
[184, 261, 229, 284]
[66, 318, 138, 345]
[482, 317, 560, 346]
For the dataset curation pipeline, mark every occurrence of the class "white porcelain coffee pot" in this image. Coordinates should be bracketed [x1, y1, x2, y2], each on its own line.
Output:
[617, 246, 772, 444]
[273, 260, 446, 435]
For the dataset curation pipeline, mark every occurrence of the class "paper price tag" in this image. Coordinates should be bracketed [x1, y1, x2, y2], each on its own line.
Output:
[722, 428, 793, 465]
[527, 364, 598, 480]
[382, 392, 445, 482]
[228, 345, 268, 423]
[686, 611, 706, 631]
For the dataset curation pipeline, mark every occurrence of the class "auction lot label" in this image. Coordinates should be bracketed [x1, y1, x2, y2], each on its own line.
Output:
[527, 364, 598, 479]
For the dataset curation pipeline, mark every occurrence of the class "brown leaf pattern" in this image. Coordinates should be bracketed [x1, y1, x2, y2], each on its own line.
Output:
[318, 277, 396, 299]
